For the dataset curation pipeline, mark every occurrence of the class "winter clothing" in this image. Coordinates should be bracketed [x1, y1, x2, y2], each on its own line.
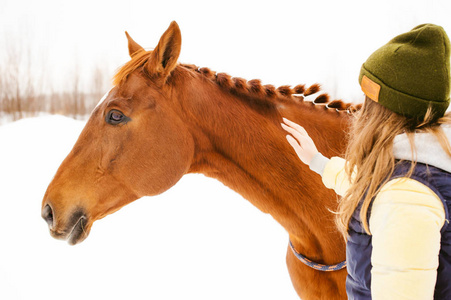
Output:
[347, 162, 450, 300]
[309, 127, 451, 299]
[359, 24, 450, 120]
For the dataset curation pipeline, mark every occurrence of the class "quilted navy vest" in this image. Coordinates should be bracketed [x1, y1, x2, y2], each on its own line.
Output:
[346, 162, 451, 299]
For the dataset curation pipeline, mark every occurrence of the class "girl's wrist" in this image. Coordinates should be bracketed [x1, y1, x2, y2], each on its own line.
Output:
[309, 152, 329, 176]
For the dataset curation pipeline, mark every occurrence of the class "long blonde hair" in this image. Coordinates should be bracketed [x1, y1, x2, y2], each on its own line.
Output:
[336, 97, 451, 236]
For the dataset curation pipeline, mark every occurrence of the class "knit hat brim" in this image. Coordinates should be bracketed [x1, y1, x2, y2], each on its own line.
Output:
[359, 65, 450, 119]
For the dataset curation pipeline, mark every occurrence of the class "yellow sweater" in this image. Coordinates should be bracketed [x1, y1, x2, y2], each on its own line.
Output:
[321, 156, 446, 299]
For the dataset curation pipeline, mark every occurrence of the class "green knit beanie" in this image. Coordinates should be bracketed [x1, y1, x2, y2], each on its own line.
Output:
[359, 24, 450, 120]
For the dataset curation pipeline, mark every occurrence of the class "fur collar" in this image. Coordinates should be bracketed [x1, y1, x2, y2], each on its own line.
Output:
[393, 125, 451, 173]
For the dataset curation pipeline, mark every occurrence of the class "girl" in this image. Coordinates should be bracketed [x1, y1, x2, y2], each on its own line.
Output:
[282, 24, 451, 299]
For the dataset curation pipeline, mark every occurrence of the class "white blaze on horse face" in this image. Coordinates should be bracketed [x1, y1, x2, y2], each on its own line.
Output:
[94, 88, 114, 110]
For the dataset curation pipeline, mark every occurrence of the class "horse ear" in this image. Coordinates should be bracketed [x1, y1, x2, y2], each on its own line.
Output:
[125, 31, 144, 57]
[146, 21, 181, 79]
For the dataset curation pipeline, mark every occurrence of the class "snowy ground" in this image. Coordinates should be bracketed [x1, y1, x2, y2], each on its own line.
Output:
[0, 115, 299, 299]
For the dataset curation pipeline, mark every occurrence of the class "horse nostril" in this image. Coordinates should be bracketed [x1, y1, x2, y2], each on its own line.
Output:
[42, 204, 54, 227]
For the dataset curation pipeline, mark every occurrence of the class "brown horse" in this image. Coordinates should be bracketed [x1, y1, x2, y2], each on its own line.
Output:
[42, 21, 357, 299]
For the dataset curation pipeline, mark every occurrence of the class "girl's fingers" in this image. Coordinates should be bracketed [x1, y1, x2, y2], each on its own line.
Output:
[286, 134, 300, 149]
[281, 122, 309, 143]
[282, 117, 319, 166]
[281, 123, 297, 136]
[282, 118, 308, 135]
[286, 134, 315, 165]
[282, 117, 297, 126]
[286, 135, 303, 158]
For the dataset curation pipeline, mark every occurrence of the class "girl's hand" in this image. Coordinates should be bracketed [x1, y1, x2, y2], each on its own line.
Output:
[281, 118, 319, 166]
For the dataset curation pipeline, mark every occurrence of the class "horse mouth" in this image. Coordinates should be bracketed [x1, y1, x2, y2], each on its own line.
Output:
[67, 216, 88, 245]
[47, 209, 90, 245]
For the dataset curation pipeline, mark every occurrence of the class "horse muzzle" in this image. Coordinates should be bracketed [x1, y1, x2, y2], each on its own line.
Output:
[41, 204, 90, 245]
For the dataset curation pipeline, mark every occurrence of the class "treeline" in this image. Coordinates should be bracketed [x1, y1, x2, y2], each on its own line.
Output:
[0, 33, 113, 124]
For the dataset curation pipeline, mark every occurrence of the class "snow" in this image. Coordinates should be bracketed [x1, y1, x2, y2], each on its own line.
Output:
[0, 115, 298, 299]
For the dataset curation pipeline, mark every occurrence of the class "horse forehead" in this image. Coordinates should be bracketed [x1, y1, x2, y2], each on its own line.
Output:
[95, 87, 115, 109]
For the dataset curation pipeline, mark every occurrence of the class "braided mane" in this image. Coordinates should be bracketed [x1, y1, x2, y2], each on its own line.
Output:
[113, 50, 361, 114]
[180, 64, 361, 114]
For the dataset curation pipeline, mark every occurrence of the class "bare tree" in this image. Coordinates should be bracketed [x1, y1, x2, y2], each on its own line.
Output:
[0, 28, 114, 124]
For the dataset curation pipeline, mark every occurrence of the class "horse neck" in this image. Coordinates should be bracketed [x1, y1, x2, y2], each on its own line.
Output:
[177, 72, 348, 263]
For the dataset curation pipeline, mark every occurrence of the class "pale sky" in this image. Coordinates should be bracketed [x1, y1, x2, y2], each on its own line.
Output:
[1, 0, 450, 101]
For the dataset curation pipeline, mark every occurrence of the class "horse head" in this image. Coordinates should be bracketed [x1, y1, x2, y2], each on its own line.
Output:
[41, 22, 194, 244]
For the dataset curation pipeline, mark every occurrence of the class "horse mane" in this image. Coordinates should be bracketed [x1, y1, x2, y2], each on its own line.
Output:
[114, 50, 152, 86]
[113, 50, 361, 114]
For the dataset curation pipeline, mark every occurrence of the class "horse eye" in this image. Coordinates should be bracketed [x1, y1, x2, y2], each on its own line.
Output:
[106, 110, 128, 125]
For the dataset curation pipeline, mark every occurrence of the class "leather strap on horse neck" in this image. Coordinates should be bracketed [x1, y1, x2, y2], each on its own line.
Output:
[289, 240, 347, 272]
